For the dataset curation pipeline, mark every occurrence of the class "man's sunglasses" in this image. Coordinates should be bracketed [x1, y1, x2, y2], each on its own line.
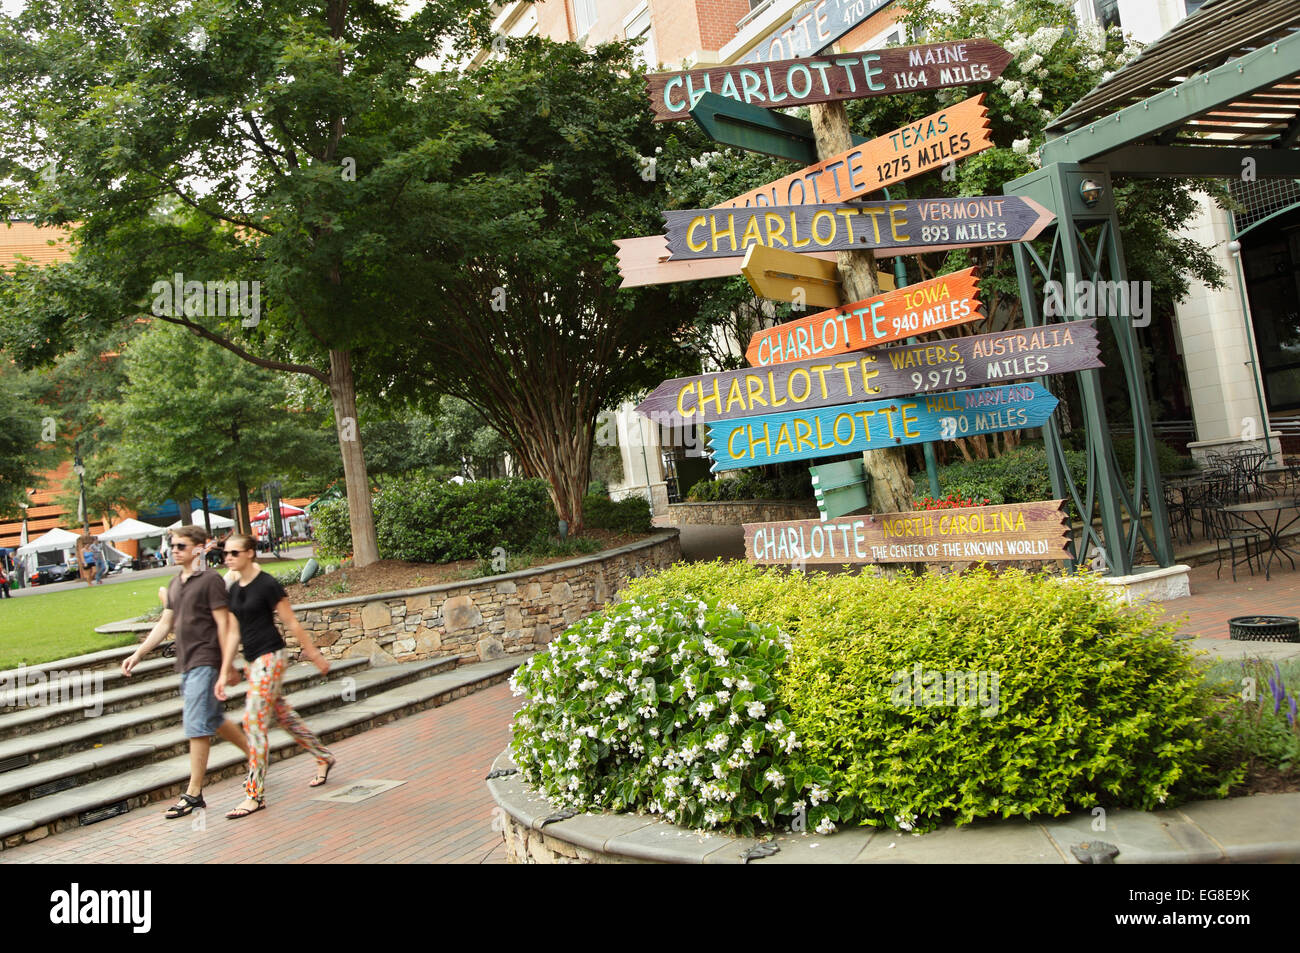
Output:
[223, 548, 250, 557]
[172, 542, 192, 551]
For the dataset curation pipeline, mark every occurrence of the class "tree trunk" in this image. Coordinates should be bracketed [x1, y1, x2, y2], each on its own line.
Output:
[178, 497, 193, 526]
[810, 101, 915, 514]
[513, 419, 594, 538]
[236, 477, 251, 534]
[327, 348, 380, 567]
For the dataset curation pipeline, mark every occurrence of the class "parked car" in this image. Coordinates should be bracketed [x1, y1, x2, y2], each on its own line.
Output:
[29, 563, 79, 586]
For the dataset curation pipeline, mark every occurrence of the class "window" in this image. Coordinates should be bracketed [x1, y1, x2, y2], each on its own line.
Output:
[1185, 0, 1208, 14]
[574, 0, 597, 38]
[625, 5, 657, 68]
[1094, 0, 1121, 30]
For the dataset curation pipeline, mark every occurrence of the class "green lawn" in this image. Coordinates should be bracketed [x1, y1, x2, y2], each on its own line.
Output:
[0, 557, 331, 670]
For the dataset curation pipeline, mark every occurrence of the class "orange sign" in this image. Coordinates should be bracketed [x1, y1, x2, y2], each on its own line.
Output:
[721, 96, 992, 209]
[744, 267, 983, 367]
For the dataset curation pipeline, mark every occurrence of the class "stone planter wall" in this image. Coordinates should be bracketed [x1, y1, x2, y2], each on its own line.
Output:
[664, 500, 818, 526]
[290, 532, 681, 665]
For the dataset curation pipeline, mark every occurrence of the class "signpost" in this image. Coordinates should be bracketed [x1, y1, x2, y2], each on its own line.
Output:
[647, 40, 1012, 122]
[689, 92, 868, 164]
[741, 243, 896, 308]
[720, 96, 993, 208]
[810, 458, 871, 521]
[705, 382, 1060, 471]
[663, 195, 1055, 260]
[740, 0, 896, 64]
[638, 322, 1101, 425]
[746, 266, 982, 365]
[743, 499, 1071, 564]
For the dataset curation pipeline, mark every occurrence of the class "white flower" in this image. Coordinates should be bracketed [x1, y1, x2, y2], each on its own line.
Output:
[694, 699, 716, 719]
[1012, 138, 1032, 155]
[728, 712, 741, 726]
[577, 679, 597, 691]
[764, 768, 785, 786]
[716, 690, 730, 703]
[737, 678, 753, 692]
[746, 701, 766, 718]
[895, 812, 916, 832]
[815, 817, 836, 835]
[603, 690, 626, 707]
[809, 784, 829, 805]
[705, 732, 729, 753]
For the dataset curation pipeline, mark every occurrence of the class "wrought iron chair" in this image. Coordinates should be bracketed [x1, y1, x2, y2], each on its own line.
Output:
[1206, 500, 1264, 581]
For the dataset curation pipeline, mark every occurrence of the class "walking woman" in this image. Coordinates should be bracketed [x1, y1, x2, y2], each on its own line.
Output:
[215, 534, 335, 819]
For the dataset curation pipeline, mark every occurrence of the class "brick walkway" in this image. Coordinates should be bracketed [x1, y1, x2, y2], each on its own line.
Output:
[0, 683, 522, 865]
[1162, 559, 1300, 639]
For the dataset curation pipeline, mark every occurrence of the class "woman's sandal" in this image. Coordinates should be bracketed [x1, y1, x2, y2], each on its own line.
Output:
[308, 758, 336, 788]
[164, 792, 205, 818]
[225, 800, 266, 820]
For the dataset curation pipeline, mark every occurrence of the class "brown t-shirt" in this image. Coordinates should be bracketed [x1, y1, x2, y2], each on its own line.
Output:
[167, 569, 228, 673]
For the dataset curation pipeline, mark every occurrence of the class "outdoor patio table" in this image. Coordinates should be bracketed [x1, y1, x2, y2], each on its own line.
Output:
[1222, 499, 1300, 581]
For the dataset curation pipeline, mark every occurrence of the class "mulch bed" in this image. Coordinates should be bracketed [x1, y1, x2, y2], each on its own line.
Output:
[283, 529, 655, 601]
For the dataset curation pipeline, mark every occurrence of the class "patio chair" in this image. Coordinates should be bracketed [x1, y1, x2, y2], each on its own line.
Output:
[1205, 501, 1264, 582]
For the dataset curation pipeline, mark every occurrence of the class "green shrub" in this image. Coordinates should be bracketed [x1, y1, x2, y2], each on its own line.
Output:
[583, 493, 652, 534]
[312, 499, 353, 560]
[929, 444, 1088, 507]
[1111, 435, 1195, 478]
[624, 562, 1238, 833]
[510, 594, 819, 835]
[1202, 658, 1300, 778]
[309, 477, 556, 563]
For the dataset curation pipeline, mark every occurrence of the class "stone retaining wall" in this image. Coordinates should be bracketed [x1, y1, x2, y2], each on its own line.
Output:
[664, 500, 818, 525]
[292, 532, 681, 665]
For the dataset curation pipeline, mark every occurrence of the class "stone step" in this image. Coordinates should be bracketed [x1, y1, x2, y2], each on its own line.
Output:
[0, 657, 455, 809]
[0, 656, 392, 776]
[0, 655, 525, 849]
[0, 656, 178, 732]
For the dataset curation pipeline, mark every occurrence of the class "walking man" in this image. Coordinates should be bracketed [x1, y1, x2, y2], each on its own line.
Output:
[121, 525, 249, 818]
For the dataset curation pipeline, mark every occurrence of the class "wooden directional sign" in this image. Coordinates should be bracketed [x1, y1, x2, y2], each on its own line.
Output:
[722, 96, 993, 208]
[744, 500, 1071, 564]
[747, 267, 982, 366]
[740, 0, 895, 64]
[705, 382, 1060, 471]
[810, 458, 870, 521]
[664, 196, 1054, 260]
[690, 92, 868, 164]
[638, 322, 1100, 426]
[647, 39, 1012, 122]
[741, 244, 895, 308]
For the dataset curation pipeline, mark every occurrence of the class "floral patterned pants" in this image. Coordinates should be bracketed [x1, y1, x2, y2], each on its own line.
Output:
[243, 650, 332, 801]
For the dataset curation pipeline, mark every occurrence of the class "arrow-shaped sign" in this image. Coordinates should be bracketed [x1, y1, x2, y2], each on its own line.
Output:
[740, 0, 895, 64]
[705, 382, 1060, 471]
[740, 244, 896, 308]
[721, 96, 993, 208]
[746, 267, 983, 366]
[638, 322, 1100, 426]
[664, 195, 1055, 260]
[647, 39, 1013, 122]
[689, 92, 869, 164]
[810, 458, 870, 521]
[744, 500, 1072, 564]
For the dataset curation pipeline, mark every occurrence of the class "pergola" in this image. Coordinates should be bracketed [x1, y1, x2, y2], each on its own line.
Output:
[1005, 0, 1300, 575]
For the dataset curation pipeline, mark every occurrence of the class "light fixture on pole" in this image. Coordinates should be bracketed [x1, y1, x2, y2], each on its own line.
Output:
[73, 442, 89, 533]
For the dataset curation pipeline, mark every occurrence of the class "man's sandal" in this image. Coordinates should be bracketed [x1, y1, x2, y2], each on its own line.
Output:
[164, 793, 205, 818]
[308, 758, 336, 788]
[225, 800, 266, 820]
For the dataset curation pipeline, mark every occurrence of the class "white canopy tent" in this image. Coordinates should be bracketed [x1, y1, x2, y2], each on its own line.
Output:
[167, 513, 235, 530]
[14, 527, 81, 556]
[99, 518, 168, 542]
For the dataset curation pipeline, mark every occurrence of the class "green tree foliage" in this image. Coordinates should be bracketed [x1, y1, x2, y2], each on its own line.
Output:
[0, 363, 52, 515]
[90, 323, 337, 527]
[363, 37, 696, 533]
[0, 0, 505, 565]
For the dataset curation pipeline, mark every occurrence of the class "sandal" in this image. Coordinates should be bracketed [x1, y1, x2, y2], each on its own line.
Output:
[225, 800, 266, 820]
[308, 758, 336, 788]
[164, 792, 205, 818]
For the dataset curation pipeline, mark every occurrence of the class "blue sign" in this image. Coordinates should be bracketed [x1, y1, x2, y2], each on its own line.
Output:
[741, 0, 895, 64]
[706, 382, 1059, 471]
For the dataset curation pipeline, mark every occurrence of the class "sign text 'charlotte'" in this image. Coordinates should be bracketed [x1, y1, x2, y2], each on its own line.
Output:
[664, 196, 1054, 259]
[706, 382, 1059, 470]
[646, 40, 1012, 121]
[638, 321, 1100, 425]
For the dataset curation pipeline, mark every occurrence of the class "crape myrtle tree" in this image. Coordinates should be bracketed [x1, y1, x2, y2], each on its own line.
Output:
[0, 363, 52, 515]
[0, 0, 510, 566]
[89, 323, 338, 532]
[361, 37, 694, 534]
